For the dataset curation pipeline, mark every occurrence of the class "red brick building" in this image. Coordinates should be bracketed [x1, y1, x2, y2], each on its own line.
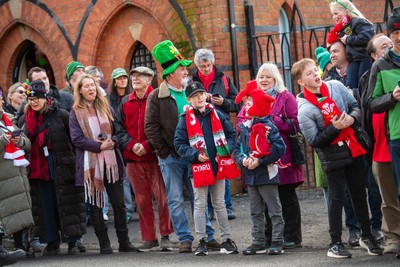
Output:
[0, 0, 398, 189]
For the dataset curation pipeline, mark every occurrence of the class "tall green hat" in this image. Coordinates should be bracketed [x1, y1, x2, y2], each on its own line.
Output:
[152, 40, 192, 79]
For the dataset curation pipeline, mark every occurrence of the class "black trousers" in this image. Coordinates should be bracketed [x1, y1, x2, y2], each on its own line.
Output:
[90, 179, 127, 235]
[326, 156, 371, 244]
[265, 184, 302, 244]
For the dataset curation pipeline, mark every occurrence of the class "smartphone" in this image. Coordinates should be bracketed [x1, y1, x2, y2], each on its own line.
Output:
[11, 129, 22, 138]
[212, 93, 221, 98]
[98, 132, 107, 141]
[398, 79, 400, 87]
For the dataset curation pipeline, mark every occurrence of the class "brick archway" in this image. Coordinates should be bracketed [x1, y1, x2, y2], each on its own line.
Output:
[0, 22, 64, 89]
[92, 4, 168, 84]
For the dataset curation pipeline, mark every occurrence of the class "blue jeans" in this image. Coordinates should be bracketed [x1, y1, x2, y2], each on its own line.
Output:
[123, 178, 134, 216]
[158, 156, 215, 243]
[389, 139, 400, 201]
[346, 59, 372, 90]
[345, 161, 382, 232]
[207, 180, 233, 215]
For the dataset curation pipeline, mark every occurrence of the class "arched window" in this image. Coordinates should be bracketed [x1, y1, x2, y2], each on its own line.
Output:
[130, 42, 158, 88]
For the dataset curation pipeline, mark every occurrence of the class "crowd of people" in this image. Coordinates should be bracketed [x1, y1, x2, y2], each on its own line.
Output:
[1, 1, 400, 265]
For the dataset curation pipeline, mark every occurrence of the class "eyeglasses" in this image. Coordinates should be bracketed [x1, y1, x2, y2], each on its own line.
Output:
[27, 97, 40, 103]
[199, 64, 213, 70]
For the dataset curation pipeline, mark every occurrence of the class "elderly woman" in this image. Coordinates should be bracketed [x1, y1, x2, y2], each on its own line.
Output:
[69, 74, 139, 254]
[192, 48, 239, 220]
[3, 82, 27, 115]
[22, 80, 86, 256]
[0, 90, 32, 264]
[237, 63, 304, 249]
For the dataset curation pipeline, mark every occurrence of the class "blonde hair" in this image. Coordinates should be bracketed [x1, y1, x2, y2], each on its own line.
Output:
[73, 74, 114, 121]
[291, 58, 317, 83]
[329, 0, 365, 19]
[256, 63, 287, 93]
[7, 82, 23, 104]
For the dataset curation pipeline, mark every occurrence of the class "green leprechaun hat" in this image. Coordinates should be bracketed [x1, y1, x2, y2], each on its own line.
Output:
[152, 40, 192, 79]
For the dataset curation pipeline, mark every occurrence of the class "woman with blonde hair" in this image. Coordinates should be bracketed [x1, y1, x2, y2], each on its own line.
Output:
[69, 74, 139, 254]
[327, 0, 374, 90]
[3, 82, 26, 115]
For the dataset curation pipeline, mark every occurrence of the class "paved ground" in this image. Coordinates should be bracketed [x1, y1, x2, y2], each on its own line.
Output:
[6, 189, 400, 266]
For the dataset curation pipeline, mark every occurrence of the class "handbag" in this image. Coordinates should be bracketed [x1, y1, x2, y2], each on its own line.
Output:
[352, 123, 372, 152]
[287, 119, 306, 166]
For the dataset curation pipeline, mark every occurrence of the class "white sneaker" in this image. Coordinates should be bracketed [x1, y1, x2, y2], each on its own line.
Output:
[103, 214, 108, 221]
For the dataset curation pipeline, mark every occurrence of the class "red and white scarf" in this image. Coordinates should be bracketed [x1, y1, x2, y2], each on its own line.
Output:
[303, 83, 365, 158]
[1, 113, 29, 167]
[74, 106, 119, 208]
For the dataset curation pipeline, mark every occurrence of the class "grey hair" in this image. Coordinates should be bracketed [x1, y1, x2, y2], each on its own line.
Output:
[85, 65, 99, 76]
[256, 63, 286, 93]
[194, 48, 215, 67]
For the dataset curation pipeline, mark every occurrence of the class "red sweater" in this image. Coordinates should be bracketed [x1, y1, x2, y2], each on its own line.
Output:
[120, 86, 155, 162]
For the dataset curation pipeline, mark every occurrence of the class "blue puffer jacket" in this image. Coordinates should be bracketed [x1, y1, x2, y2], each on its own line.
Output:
[233, 116, 286, 186]
[174, 106, 236, 176]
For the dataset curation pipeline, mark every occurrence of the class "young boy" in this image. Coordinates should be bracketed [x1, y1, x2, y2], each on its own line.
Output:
[174, 81, 238, 256]
[292, 58, 383, 259]
[233, 80, 286, 255]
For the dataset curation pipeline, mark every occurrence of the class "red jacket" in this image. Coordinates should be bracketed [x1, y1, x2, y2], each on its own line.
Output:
[115, 86, 156, 162]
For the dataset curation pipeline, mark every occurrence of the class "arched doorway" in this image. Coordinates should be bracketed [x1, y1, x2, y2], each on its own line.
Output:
[130, 41, 158, 88]
[12, 40, 55, 85]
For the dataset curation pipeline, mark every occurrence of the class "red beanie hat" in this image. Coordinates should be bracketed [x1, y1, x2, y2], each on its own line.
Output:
[235, 80, 275, 118]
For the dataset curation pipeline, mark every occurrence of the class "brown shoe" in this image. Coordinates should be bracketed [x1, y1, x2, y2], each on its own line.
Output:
[207, 239, 221, 251]
[178, 241, 192, 253]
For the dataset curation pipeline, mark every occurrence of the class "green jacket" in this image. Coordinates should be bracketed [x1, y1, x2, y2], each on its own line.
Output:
[370, 49, 400, 140]
[0, 112, 34, 235]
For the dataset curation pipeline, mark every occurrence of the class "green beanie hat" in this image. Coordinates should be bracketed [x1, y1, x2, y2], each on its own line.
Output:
[152, 40, 192, 80]
[66, 61, 84, 81]
[314, 47, 330, 72]
[111, 68, 128, 79]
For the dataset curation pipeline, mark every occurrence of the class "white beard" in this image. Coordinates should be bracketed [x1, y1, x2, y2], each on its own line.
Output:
[181, 77, 191, 88]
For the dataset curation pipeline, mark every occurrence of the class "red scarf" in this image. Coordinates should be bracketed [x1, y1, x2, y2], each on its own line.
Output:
[303, 83, 365, 158]
[25, 106, 50, 180]
[1, 113, 29, 167]
[197, 68, 215, 91]
[185, 103, 236, 187]
[327, 15, 351, 45]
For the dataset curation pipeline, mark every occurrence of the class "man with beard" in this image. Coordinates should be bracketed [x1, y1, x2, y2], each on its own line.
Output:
[145, 40, 220, 253]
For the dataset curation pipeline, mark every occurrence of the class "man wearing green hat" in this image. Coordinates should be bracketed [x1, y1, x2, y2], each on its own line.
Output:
[145, 40, 220, 253]
[61, 61, 85, 95]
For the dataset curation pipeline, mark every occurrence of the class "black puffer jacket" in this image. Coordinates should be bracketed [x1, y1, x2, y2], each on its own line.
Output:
[339, 17, 374, 62]
[22, 99, 86, 241]
[192, 67, 238, 118]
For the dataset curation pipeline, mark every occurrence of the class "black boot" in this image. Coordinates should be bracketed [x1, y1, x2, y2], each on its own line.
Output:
[95, 230, 113, 254]
[116, 229, 140, 252]
[0, 244, 25, 266]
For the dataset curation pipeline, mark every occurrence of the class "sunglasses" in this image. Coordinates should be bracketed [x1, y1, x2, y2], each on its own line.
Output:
[15, 90, 26, 95]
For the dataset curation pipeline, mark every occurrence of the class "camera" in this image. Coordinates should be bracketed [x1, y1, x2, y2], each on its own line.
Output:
[98, 132, 107, 141]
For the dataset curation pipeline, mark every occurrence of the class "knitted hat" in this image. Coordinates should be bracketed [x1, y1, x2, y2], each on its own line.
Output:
[185, 81, 206, 98]
[111, 68, 128, 79]
[315, 47, 331, 72]
[388, 7, 400, 35]
[235, 80, 275, 118]
[26, 80, 47, 99]
[66, 61, 84, 81]
[130, 66, 154, 77]
[152, 40, 192, 79]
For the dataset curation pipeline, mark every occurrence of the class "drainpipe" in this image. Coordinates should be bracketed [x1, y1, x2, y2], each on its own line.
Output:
[228, 0, 239, 88]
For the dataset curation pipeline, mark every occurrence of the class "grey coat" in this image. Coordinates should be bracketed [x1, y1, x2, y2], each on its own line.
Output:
[0, 112, 34, 235]
[297, 80, 361, 171]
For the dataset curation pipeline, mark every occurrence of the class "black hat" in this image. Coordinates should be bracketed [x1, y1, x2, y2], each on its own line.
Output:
[388, 7, 400, 35]
[26, 80, 47, 98]
[185, 81, 206, 98]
